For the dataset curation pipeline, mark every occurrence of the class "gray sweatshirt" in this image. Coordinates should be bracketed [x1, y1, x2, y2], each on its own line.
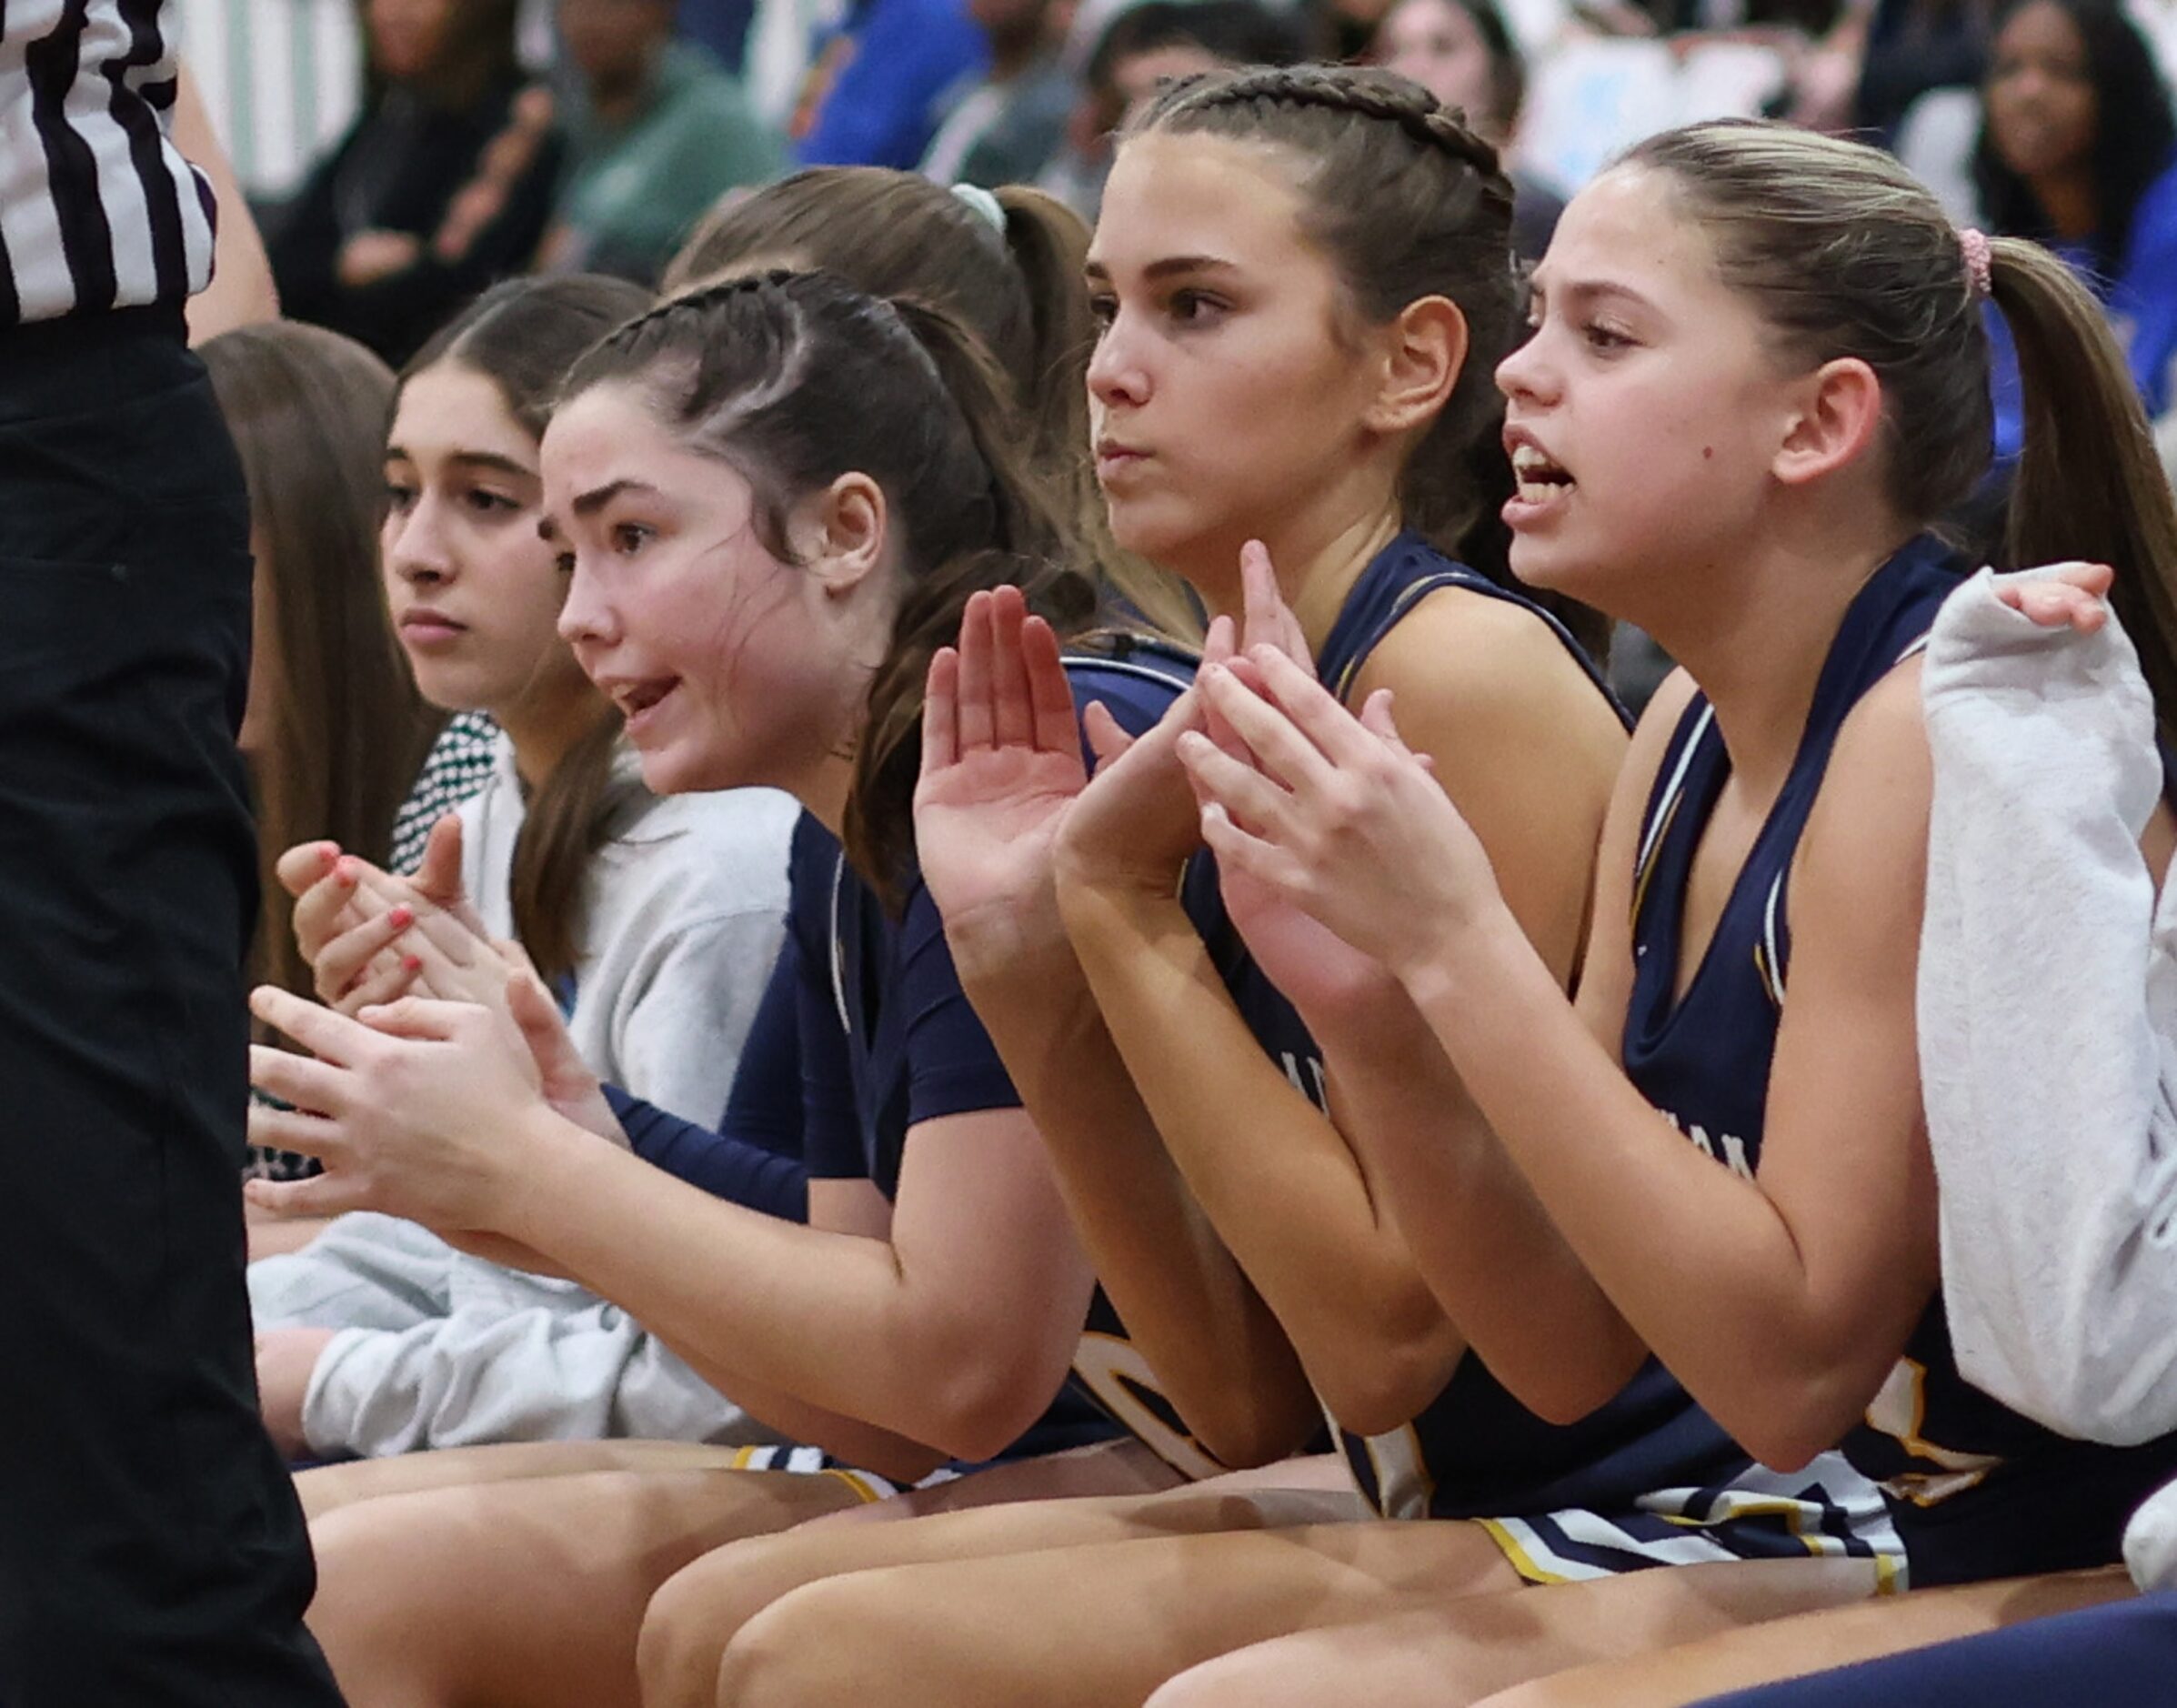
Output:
[251, 735, 798, 1455]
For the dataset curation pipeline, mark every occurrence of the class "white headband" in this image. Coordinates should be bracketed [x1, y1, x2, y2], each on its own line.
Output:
[951, 183, 1008, 235]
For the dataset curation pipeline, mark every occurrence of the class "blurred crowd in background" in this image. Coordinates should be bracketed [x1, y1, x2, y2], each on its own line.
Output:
[176, 0, 2177, 377]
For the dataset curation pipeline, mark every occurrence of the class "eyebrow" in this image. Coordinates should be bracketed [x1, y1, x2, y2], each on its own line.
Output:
[570, 477, 661, 517]
[382, 447, 537, 482]
[1530, 276, 1658, 316]
[1082, 254, 1242, 284]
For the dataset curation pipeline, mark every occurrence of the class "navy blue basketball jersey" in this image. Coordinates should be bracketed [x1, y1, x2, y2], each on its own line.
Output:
[1183, 532, 1771, 1532]
[795, 638, 1229, 1473]
[1626, 536, 2177, 1583]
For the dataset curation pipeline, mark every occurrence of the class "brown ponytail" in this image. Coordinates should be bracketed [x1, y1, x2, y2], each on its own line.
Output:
[1991, 236, 2177, 747]
[562, 271, 1096, 909]
[506, 708, 638, 980]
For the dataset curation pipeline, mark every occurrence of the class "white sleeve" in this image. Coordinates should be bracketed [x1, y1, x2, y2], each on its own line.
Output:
[583, 789, 795, 1123]
[300, 1301, 778, 1455]
[607, 899, 788, 1126]
[1920, 567, 2177, 1446]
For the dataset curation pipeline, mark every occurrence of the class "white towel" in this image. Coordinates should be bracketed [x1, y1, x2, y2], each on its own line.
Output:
[1920, 568, 2177, 1588]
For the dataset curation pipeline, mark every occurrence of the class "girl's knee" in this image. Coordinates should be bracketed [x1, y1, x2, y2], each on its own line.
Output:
[638, 1535, 798, 1708]
[305, 1501, 471, 1705]
[1147, 1645, 1314, 1708]
[711, 1578, 897, 1708]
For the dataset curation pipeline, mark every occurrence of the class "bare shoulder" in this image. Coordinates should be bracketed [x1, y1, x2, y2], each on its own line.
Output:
[1353, 586, 1627, 770]
[1355, 585, 1602, 714]
[1796, 653, 1932, 938]
[1816, 653, 1933, 826]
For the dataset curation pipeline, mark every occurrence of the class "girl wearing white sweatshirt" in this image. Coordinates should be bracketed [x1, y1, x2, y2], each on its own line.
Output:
[247, 276, 796, 1463]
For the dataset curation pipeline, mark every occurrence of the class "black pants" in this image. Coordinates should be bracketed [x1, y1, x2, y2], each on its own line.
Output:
[0, 307, 343, 1705]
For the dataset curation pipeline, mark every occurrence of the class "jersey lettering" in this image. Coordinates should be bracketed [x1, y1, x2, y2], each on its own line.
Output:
[1662, 1110, 1757, 1182]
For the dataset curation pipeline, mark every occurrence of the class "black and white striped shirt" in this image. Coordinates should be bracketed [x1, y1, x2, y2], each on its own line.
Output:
[1, 1, 216, 327]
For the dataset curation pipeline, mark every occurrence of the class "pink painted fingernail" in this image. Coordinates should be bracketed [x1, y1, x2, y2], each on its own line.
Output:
[388, 906, 414, 929]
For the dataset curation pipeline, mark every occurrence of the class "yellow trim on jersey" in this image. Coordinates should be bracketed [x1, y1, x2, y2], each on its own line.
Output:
[1653, 1493, 1903, 1569]
[1657, 1495, 1809, 1543]
[1751, 939, 1781, 1011]
[1863, 1357, 2002, 1506]
[818, 1468, 890, 1505]
[1475, 1518, 1572, 1585]
[1631, 791, 1683, 924]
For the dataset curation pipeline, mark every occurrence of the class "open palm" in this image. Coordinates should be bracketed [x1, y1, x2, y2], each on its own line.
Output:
[914, 588, 1089, 978]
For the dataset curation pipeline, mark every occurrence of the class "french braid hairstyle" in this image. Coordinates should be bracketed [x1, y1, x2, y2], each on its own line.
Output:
[1125, 64, 1609, 660]
[561, 270, 1097, 905]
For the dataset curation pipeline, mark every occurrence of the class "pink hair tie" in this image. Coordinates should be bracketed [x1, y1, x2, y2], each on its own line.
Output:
[1959, 227, 1993, 300]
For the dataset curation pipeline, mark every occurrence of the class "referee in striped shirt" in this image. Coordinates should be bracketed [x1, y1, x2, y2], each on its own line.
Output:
[1, 8, 344, 1704]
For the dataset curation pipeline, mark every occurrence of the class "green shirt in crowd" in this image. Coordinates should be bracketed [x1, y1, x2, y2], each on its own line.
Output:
[557, 42, 782, 284]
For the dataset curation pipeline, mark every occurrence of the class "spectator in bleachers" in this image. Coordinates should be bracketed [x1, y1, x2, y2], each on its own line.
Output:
[267, 0, 564, 363]
[542, 0, 782, 283]
[1853, 0, 1998, 144]
[791, 0, 990, 167]
[1978, 0, 2177, 441]
[677, 0, 757, 69]
[1038, 0, 1310, 216]
[1315, 0, 1400, 57]
[1376, 0, 1566, 255]
[921, 0, 1078, 186]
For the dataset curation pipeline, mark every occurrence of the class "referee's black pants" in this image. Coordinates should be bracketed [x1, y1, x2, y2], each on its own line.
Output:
[0, 307, 343, 1706]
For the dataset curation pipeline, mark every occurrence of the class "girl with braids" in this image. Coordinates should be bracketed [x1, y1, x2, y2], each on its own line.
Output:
[242, 269, 1228, 1708]
[1116, 118, 2177, 1705]
[627, 65, 1898, 1708]
[246, 274, 799, 1471]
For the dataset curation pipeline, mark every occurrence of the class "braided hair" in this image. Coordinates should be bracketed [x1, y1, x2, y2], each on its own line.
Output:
[1124, 65, 1606, 660]
[561, 270, 1095, 905]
